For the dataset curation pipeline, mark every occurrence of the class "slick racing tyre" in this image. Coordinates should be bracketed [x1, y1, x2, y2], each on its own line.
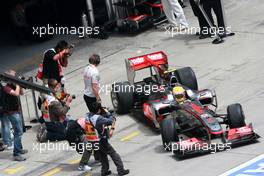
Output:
[111, 81, 134, 114]
[175, 67, 198, 90]
[161, 117, 179, 151]
[227, 103, 246, 128]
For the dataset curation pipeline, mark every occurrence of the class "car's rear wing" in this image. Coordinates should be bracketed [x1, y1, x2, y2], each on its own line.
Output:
[126, 51, 168, 71]
[125, 51, 168, 84]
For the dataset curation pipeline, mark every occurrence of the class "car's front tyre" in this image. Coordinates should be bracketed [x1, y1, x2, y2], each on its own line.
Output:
[227, 103, 246, 128]
[160, 116, 179, 151]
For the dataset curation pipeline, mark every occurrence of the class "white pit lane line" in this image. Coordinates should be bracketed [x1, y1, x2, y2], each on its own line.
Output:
[219, 154, 264, 176]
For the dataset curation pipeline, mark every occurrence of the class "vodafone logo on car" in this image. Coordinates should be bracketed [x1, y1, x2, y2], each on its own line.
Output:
[130, 57, 144, 65]
[130, 52, 164, 65]
[147, 53, 163, 61]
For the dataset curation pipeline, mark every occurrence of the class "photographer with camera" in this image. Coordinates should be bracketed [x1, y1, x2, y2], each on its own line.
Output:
[69, 117, 101, 172]
[37, 79, 73, 142]
[37, 40, 72, 119]
[0, 70, 27, 161]
[42, 40, 71, 86]
[64, 116, 101, 172]
[87, 102, 129, 176]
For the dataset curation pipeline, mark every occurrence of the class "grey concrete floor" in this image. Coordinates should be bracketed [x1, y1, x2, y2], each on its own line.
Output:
[0, 0, 264, 175]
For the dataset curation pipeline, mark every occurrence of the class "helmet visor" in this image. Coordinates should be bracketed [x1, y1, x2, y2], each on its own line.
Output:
[175, 94, 184, 100]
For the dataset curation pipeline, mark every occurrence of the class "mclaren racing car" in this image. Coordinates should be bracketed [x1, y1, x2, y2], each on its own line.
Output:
[110, 51, 259, 156]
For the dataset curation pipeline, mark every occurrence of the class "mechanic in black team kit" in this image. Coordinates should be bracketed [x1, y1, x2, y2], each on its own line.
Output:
[83, 54, 102, 112]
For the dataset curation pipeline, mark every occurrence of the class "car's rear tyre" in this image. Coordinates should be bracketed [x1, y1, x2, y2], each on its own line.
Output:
[161, 117, 179, 151]
[111, 81, 134, 114]
[175, 67, 198, 90]
[227, 103, 246, 128]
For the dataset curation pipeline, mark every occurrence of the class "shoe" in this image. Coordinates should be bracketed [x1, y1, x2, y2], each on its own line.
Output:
[7, 145, 14, 150]
[20, 149, 28, 154]
[199, 34, 211, 39]
[118, 169, 130, 176]
[0, 144, 5, 152]
[219, 33, 228, 38]
[3, 145, 13, 150]
[78, 165, 92, 171]
[37, 125, 47, 143]
[101, 170, 112, 176]
[14, 155, 26, 161]
[93, 159, 101, 165]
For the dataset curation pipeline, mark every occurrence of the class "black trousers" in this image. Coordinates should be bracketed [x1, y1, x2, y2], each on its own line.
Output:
[189, 0, 211, 31]
[99, 139, 124, 174]
[202, 0, 225, 29]
[83, 95, 97, 112]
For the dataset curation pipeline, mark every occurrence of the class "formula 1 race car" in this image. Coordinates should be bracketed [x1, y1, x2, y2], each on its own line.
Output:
[110, 51, 259, 156]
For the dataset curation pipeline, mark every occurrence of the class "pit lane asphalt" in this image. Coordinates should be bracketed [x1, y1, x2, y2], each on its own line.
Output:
[0, 0, 264, 175]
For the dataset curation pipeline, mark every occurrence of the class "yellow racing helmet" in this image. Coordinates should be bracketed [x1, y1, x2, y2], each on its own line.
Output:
[172, 86, 186, 103]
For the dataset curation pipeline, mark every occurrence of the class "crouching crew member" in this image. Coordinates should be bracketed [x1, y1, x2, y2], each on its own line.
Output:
[38, 79, 72, 142]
